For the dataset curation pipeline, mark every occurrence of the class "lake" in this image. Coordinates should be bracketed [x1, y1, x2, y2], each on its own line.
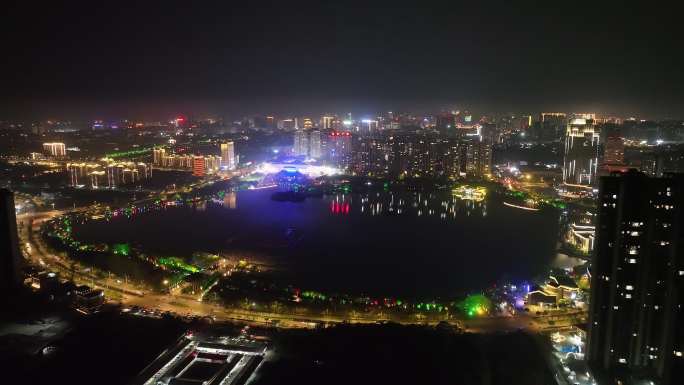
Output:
[72, 188, 560, 299]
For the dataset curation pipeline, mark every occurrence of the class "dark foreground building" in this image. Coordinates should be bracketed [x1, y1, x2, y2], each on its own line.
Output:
[0, 189, 22, 292]
[588, 171, 684, 384]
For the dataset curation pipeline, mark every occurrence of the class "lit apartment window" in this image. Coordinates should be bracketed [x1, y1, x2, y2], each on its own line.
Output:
[629, 258, 637, 264]
[626, 285, 634, 290]
[618, 358, 627, 363]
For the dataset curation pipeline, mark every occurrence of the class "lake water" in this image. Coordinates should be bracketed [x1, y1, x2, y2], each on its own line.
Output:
[73, 189, 560, 299]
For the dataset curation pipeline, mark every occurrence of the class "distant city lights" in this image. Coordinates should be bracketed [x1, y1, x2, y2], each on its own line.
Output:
[254, 161, 342, 177]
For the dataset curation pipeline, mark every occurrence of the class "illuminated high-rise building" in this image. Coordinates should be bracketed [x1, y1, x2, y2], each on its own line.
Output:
[563, 117, 600, 186]
[89, 170, 105, 188]
[152, 150, 223, 174]
[309, 130, 322, 159]
[361, 119, 378, 135]
[588, 171, 684, 385]
[105, 165, 116, 188]
[162, 154, 174, 168]
[121, 168, 138, 184]
[43, 142, 66, 157]
[328, 131, 352, 169]
[72, 168, 86, 186]
[352, 137, 385, 176]
[204, 157, 215, 174]
[464, 138, 492, 178]
[136, 163, 152, 179]
[68, 163, 84, 186]
[302, 118, 313, 129]
[66, 163, 100, 187]
[192, 157, 205, 177]
[293, 130, 309, 156]
[0, 189, 22, 292]
[153, 147, 166, 165]
[69, 161, 149, 188]
[203, 155, 221, 174]
[321, 116, 335, 130]
[220, 141, 235, 170]
[106, 164, 125, 188]
[101, 161, 152, 187]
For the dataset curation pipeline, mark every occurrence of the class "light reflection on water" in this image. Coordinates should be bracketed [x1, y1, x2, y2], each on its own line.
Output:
[328, 192, 487, 219]
[74, 189, 559, 298]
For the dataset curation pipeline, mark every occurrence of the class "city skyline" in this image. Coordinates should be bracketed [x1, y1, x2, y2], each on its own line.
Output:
[4, 104, 684, 124]
[4, 109, 683, 130]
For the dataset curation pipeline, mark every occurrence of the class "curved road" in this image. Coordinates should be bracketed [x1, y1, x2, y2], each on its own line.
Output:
[17, 210, 586, 331]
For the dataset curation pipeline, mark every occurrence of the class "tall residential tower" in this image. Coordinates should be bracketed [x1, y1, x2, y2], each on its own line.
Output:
[293, 130, 310, 157]
[0, 189, 22, 292]
[587, 171, 683, 384]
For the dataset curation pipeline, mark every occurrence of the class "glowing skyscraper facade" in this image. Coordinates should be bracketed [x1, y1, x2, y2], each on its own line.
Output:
[220, 141, 235, 170]
[563, 118, 600, 186]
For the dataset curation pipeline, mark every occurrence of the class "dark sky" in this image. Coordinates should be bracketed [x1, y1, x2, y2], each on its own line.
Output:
[2, 1, 683, 119]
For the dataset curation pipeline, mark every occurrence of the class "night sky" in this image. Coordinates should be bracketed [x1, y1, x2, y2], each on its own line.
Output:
[2, 1, 683, 119]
